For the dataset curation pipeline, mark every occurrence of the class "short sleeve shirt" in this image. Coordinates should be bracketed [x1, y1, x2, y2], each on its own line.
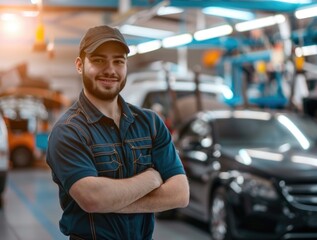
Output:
[46, 91, 185, 240]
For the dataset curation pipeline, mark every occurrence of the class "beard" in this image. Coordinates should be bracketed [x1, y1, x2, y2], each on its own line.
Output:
[82, 70, 127, 101]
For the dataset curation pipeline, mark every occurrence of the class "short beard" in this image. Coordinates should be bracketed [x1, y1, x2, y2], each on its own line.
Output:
[82, 69, 126, 101]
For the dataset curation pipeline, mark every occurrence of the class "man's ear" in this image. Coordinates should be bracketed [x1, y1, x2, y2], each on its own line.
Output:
[75, 57, 83, 74]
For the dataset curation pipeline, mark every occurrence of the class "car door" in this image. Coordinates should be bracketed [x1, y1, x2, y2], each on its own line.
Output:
[176, 117, 220, 221]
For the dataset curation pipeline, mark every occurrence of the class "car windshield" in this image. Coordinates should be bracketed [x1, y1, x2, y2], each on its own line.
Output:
[214, 114, 317, 149]
[142, 90, 218, 109]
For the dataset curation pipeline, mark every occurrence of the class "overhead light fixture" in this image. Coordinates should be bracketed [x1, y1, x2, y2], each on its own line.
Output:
[128, 45, 137, 57]
[120, 24, 174, 39]
[202, 7, 255, 20]
[194, 25, 233, 41]
[1, 13, 16, 21]
[275, 0, 312, 3]
[162, 33, 193, 48]
[295, 45, 317, 56]
[1, 14, 22, 35]
[137, 40, 162, 54]
[235, 14, 285, 32]
[295, 4, 317, 19]
[157, 6, 184, 16]
[21, 11, 39, 17]
[30, 0, 41, 4]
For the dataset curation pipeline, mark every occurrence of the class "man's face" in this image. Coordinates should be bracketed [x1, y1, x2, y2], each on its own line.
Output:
[78, 42, 128, 101]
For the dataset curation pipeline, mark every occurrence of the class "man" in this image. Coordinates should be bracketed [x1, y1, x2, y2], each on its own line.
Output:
[46, 25, 189, 240]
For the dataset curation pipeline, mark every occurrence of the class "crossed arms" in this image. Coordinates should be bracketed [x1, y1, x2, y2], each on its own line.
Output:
[69, 168, 189, 213]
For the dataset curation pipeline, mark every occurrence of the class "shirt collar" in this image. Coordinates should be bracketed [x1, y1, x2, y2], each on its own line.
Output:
[78, 90, 134, 124]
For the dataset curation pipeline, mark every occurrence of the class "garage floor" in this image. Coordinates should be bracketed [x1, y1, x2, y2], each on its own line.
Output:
[0, 164, 210, 240]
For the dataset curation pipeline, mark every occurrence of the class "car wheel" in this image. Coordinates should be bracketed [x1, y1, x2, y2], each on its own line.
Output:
[11, 146, 33, 168]
[209, 187, 232, 240]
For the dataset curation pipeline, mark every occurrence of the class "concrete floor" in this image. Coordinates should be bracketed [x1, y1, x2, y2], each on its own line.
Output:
[0, 166, 210, 240]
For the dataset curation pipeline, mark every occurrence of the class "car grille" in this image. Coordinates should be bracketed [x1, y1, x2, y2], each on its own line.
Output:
[281, 181, 317, 211]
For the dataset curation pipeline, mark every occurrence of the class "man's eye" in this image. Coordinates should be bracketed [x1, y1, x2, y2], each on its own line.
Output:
[115, 60, 125, 64]
[93, 59, 104, 63]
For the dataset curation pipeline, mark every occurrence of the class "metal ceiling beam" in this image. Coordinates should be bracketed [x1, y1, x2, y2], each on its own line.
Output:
[0, 0, 315, 12]
[165, 0, 316, 12]
[0, 5, 116, 12]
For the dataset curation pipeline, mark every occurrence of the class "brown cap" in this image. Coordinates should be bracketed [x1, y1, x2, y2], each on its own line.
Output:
[79, 25, 130, 55]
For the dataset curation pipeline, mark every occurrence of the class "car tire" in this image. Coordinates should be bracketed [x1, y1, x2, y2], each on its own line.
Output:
[209, 187, 232, 240]
[11, 146, 33, 168]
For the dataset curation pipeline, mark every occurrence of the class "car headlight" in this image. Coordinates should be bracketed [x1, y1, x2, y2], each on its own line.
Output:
[232, 173, 278, 200]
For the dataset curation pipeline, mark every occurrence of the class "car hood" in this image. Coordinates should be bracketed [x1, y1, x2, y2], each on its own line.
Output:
[221, 146, 317, 181]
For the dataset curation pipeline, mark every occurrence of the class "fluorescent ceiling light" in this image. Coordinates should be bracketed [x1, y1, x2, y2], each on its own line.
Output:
[276, 0, 311, 3]
[137, 40, 162, 54]
[202, 7, 255, 20]
[128, 45, 137, 57]
[1, 13, 17, 21]
[162, 33, 193, 48]
[194, 25, 233, 41]
[120, 24, 174, 39]
[157, 6, 184, 16]
[295, 45, 317, 56]
[22, 11, 39, 17]
[30, 0, 41, 4]
[235, 14, 285, 32]
[295, 5, 317, 19]
[1, 14, 22, 35]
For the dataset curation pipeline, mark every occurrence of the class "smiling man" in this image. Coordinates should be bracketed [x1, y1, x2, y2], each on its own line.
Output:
[46, 25, 189, 240]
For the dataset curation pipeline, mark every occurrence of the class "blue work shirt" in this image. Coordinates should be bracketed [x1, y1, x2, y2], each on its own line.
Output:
[46, 91, 185, 240]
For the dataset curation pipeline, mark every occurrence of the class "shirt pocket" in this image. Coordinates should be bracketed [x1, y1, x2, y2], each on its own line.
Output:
[126, 138, 153, 174]
[91, 144, 122, 178]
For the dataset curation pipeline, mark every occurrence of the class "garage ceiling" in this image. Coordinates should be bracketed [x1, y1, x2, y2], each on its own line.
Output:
[1, 0, 316, 49]
[1, 0, 317, 102]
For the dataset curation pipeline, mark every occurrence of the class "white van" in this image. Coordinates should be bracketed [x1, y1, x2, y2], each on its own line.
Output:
[121, 70, 232, 123]
[0, 113, 9, 208]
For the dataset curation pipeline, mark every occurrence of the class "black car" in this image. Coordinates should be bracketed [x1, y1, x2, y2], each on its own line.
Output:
[173, 109, 317, 240]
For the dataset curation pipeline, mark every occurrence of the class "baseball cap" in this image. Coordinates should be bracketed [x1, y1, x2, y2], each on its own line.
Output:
[79, 25, 130, 55]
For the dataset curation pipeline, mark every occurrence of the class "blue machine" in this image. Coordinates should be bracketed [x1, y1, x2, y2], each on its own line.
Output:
[219, 50, 288, 108]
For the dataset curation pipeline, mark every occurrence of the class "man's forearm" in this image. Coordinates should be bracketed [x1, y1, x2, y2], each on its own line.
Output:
[116, 174, 189, 214]
[70, 168, 163, 213]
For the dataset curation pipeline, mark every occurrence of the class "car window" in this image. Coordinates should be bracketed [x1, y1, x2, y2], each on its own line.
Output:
[7, 118, 29, 133]
[142, 90, 218, 116]
[178, 119, 213, 150]
[143, 91, 218, 108]
[214, 118, 306, 148]
[285, 115, 317, 143]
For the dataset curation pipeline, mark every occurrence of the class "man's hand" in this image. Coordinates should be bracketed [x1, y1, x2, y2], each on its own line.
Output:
[144, 168, 163, 188]
[116, 174, 189, 214]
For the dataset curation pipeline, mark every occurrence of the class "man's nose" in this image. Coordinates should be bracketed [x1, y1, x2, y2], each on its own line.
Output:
[102, 62, 116, 74]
